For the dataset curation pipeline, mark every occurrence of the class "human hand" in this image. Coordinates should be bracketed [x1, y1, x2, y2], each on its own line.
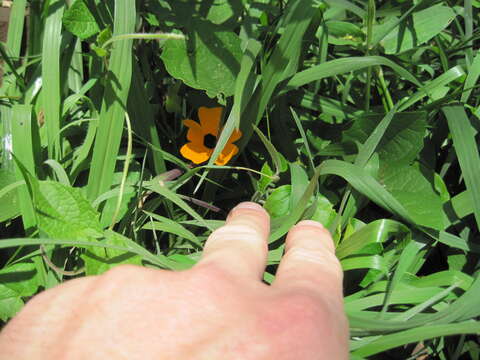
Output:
[0, 202, 348, 359]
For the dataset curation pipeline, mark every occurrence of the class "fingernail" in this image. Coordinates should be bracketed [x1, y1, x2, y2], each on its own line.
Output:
[296, 220, 324, 229]
[227, 202, 265, 223]
[233, 202, 264, 212]
[295, 220, 334, 252]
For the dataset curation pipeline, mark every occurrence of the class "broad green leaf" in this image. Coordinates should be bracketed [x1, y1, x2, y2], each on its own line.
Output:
[0, 285, 24, 321]
[344, 112, 427, 166]
[310, 195, 337, 229]
[62, 0, 100, 40]
[161, 21, 242, 98]
[0, 261, 40, 321]
[269, 165, 322, 242]
[257, 162, 274, 193]
[0, 261, 39, 297]
[34, 181, 102, 240]
[99, 170, 141, 228]
[82, 230, 142, 276]
[205, 0, 244, 26]
[319, 160, 414, 223]
[289, 163, 309, 211]
[264, 185, 291, 218]
[374, 4, 456, 54]
[379, 165, 445, 230]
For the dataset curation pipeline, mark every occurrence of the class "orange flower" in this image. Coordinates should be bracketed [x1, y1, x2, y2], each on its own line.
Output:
[180, 107, 242, 166]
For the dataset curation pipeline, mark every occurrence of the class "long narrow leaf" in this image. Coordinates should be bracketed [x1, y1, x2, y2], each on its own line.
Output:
[87, 0, 136, 200]
[42, 0, 65, 159]
[443, 105, 480, 229]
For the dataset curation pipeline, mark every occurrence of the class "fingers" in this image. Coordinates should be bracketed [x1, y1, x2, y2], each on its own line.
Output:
[196, 202, 270, 280]
[272, 220, 344, 305]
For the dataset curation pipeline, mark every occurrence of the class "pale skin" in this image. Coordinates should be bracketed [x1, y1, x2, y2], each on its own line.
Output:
[0, 202, 349, 359]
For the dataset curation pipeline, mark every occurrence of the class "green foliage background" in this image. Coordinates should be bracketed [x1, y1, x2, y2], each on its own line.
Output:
[1, 0, 480, 357]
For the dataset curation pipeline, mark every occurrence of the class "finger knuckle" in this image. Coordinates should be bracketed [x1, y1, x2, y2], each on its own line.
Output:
[285, 247, 343, 276]
[207, 224, 263, 246]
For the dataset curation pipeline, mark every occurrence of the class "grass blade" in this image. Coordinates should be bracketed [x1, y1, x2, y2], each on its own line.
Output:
[443, 105, 480, 229]
[11, 105, 37, 232]
[87, 0, 136, 200]
[42, 0, 65, 159]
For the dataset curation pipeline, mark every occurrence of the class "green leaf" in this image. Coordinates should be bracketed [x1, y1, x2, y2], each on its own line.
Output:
[82, 230, 142, 276]
[144, 179, 213, 231]
[310, 195, 337, 229]
[0, 261, 40, 321]
[92, 27, 113, 56]
[264, 185, 291, 218]
[62, 0, 100, 40]
[319, 160, 414, 224]
[42, 0, 65, 159]
[0, 169, 20, 222]
[161, 21, 242, 98]
[374, 4, 457, 54]
[443, 105, 480, 230]
[337, 219, 410, 259]
[289, 163, 309, 211]
[86, 0, 136, 200]
[142, 211, 203, 248]
[352, 321, 480, 357]
[11, 105, 37, 232]
[0, 261, 39, 297]
[286, 56, 421, 91]
[99, 170, 141, 228]
[379, 165, 445, 230]
[326, 20, 364, 45]
[257, 162, 274, 193]
[96, 27, 112, 47]
[34, 181, 102, 240]
[344, 112, 427, 166]
[0, 285, 24, 321]
[205, 0, 244, 26]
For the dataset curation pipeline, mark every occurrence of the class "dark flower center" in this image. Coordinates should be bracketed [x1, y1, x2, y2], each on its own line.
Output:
[203, 134, 217, 149]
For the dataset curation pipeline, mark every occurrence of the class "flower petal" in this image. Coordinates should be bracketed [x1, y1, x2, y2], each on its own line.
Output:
[228, 128, 242, 143]
[214, 143, 239, 165]
[183, 119, 203, 144]
[198, 107, 222, 136]
[180, 142, 213, 164]
[183, 119, 204, 143]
